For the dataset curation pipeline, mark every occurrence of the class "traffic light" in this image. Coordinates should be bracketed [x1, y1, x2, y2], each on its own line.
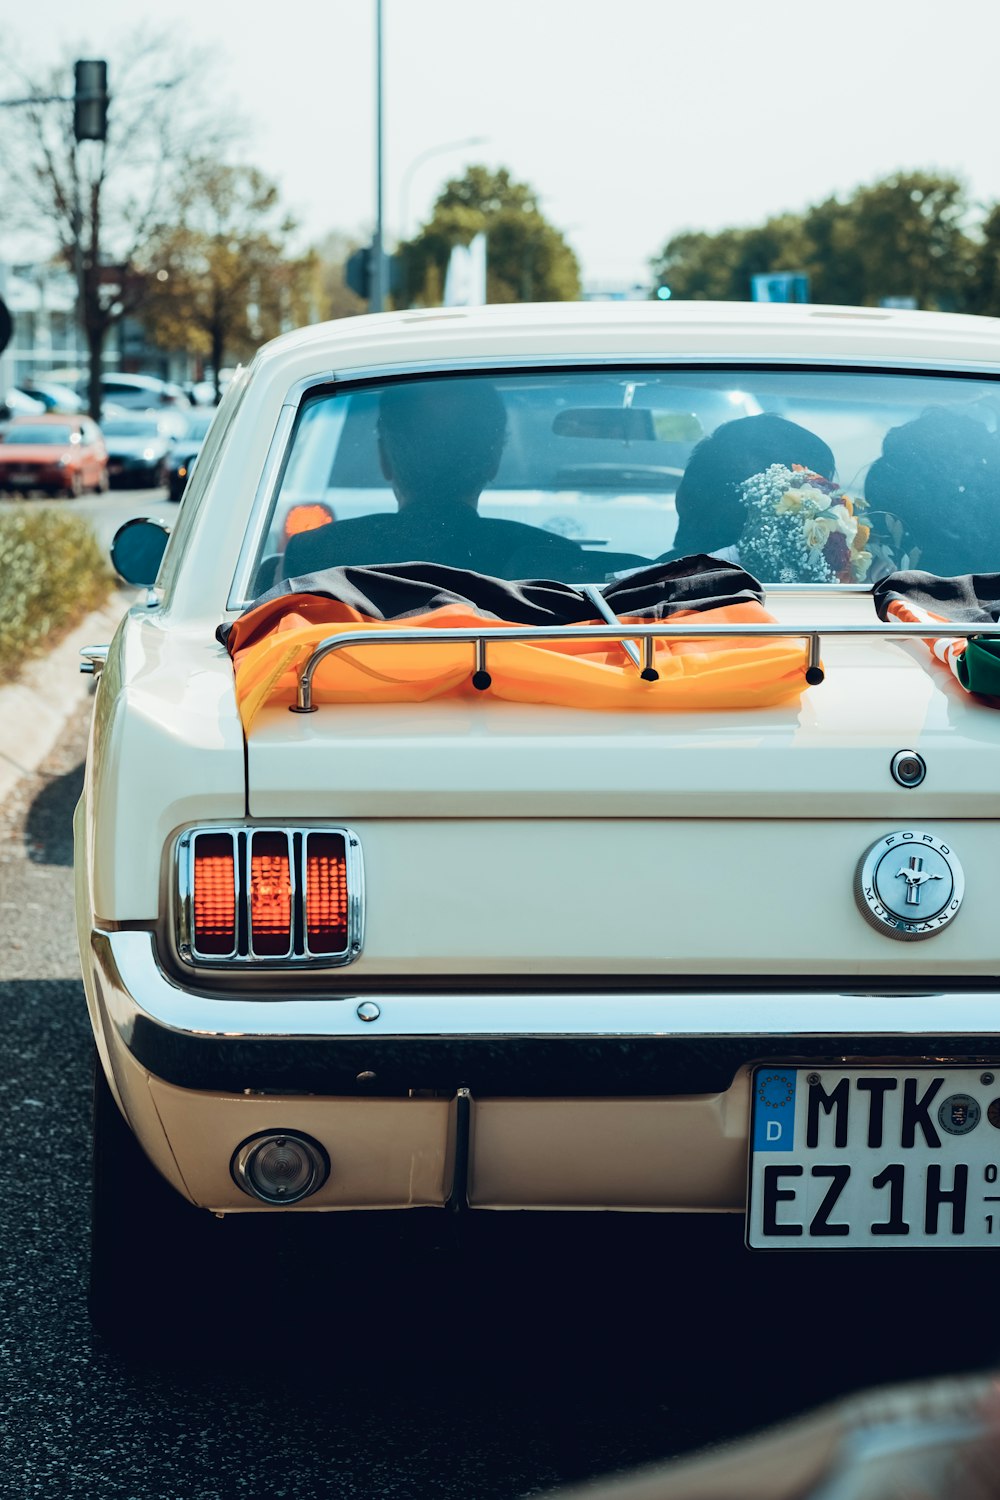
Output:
[344, 245, 402, 304]
[345, 246, 372, 300]
[74, 60, 108, 142]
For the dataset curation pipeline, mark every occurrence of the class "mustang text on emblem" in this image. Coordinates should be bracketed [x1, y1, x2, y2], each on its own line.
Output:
[854, 831, 964, 941]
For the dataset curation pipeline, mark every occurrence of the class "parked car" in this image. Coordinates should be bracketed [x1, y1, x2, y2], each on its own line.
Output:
[14, 379, 86, 414]
[97, 373, 190, 412]
[166, 407, 217, 502]
[0, 413, 108, 496]
[78, 302, 1000, 1345]
[1, 387, 45, 422]
[100, 412, 177, 488]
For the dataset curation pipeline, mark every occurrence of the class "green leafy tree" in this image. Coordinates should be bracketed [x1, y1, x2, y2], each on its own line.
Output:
[141, 161, 307, 402]
[651, 216, 807, 302]
[399, 166, 580, 306]
[814, 172, 973, 310]
[651, 172, 977, 311]
[968, 203, 1000, 317]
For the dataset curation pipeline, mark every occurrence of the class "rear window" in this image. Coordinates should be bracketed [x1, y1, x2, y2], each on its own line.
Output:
[242, 367, 1000, 599]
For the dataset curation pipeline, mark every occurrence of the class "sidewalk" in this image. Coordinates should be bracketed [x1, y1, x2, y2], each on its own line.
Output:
[0, 595, 127, 806]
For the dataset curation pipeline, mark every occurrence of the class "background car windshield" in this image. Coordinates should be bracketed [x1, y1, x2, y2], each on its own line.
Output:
[245, 368, 1000, 597]
[101, 418, 159, 437]
[4, 425, 73, 445]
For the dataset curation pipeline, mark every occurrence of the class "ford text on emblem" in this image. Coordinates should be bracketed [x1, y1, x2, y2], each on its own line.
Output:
[854, 831, 964, 941]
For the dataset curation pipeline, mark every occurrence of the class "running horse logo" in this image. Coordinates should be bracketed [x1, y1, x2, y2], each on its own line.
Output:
[895, 853, 943, 907]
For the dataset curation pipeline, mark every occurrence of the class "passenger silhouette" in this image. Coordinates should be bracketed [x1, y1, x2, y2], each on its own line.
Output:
[865, 407, 1000, 577]
[665, 413, 836, 562]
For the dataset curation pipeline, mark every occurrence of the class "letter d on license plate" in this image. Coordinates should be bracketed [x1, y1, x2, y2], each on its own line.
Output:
[747, 1066, 1000, 1248]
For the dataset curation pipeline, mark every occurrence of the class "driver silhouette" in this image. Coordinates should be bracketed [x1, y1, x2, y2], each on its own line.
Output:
[282, 378, 586, 582]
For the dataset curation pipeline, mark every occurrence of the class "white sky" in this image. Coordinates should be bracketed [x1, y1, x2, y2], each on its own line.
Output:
[3, 0, 1000, 286]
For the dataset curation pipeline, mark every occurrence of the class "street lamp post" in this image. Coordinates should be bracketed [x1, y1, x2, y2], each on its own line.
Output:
[370, 0, 387, 313]
[398, 136, 489, 244]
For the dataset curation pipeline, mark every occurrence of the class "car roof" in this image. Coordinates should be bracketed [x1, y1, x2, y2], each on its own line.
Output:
[250, 301, 1000, 382]
[102, 373, 173, 388]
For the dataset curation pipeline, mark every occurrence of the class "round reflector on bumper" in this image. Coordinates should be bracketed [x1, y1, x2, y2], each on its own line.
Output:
[231, 1132, 329, 1204]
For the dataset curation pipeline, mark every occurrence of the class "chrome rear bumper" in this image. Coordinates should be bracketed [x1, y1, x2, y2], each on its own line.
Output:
[86, 930, 1000, 1213]
[90, 929, 1000, 1095]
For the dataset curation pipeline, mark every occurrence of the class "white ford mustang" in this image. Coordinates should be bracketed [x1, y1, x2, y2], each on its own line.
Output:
[75, 300, 1000, 1340]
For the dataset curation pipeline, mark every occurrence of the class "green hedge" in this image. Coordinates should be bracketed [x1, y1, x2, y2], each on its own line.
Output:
[0, 509, 113, 681]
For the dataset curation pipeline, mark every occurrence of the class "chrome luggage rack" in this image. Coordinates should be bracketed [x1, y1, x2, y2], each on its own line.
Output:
[289, 618, 1000, 713]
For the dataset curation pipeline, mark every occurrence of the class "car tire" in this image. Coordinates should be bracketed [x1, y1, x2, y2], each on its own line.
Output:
[89, 1053, 227, 1353]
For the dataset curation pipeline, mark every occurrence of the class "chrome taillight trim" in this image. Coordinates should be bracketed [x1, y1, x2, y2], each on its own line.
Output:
[178, 827, 241, 962]
[175, 824, 364, 969]
[302, 830, 360, 961]
[247, 829, 296, 962]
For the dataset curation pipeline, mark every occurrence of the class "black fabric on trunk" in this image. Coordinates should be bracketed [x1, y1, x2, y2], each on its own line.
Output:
[873, 570, 1000, 624]
[218, 556, 764, 648]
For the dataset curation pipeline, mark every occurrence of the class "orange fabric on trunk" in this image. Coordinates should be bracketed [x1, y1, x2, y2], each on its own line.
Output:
[227, 595, 810, 732]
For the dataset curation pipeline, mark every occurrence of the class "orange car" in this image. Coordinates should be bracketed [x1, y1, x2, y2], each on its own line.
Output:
[0, 413, 108, 497]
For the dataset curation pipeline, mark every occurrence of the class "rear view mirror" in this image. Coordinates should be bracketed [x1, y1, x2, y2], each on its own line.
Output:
[552, 409, 705, 443]
[553, 408, 656, 441]
[110, 516, 170, 585]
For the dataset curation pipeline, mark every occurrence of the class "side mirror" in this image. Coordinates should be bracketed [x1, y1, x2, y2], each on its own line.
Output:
[110, 516, 170, 585]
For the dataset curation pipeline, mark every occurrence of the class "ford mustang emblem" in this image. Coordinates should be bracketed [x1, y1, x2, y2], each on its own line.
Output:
[895, 854, 943, 906]
[855, 831, 964, 940]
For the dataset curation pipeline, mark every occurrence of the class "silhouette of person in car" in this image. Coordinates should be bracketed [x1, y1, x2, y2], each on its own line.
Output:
[864, 406, 1000, 577]
[282, 378, 587, 582]
[664, 413, 836, 562]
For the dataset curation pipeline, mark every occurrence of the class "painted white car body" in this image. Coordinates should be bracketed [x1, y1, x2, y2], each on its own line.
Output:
[76, 302, 1000, 1245]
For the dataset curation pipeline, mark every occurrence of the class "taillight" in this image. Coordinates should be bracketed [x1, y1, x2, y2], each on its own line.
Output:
[192, 832, 238, 956]
[305, 832, 349, 955]
[179, 826, 361, 966]
[283, 502, 335, 541]
[249, 832, 293, 957]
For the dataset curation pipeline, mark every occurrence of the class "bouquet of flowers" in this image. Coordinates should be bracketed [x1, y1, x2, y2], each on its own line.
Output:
[737, 464, 875, 584]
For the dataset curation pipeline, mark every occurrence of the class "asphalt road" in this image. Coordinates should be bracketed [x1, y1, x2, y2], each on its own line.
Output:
[52, 478, 179, 553]
[2, 511, 1000, 1495]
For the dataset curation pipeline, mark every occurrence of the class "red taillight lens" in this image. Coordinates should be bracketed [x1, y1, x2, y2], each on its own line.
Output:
[283, 502, 335, 541]
[249, 832, 293, 956]
[305, 833, 348, 954]
[192, 834, 237, 955]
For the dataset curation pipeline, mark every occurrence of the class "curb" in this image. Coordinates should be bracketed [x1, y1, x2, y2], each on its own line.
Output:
[0, 594, 127, 806]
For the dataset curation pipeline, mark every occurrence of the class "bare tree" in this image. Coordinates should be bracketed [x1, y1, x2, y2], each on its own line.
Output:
[0, 31, 236, 416]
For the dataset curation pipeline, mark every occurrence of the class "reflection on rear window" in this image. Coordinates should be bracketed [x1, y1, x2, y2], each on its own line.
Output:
[243, 368, 1000, 599]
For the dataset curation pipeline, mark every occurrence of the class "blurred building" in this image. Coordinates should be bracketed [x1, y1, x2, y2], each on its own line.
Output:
[0, 261, 84, 390]
[0, 258, 195, 394]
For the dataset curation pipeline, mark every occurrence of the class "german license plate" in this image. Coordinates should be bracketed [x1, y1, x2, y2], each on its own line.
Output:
[747, 1066, 1000, 1248]
[9, 470, 34, 484]
[108, 461, 123, 473]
